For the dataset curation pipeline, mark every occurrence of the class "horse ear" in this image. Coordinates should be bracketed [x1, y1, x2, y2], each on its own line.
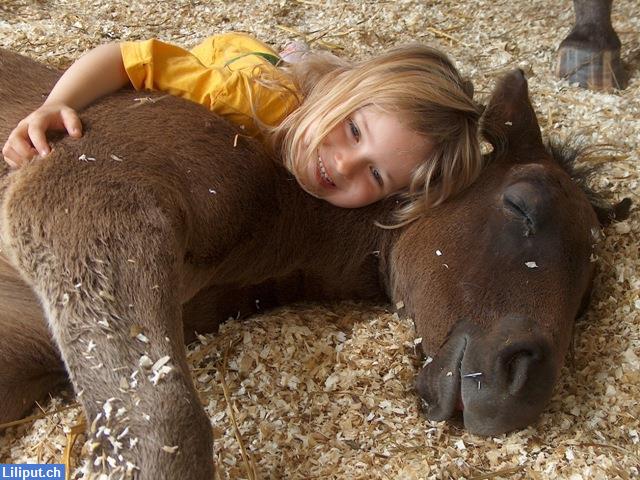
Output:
[593, 197, 632, 226]
[480, 69, 545, 158]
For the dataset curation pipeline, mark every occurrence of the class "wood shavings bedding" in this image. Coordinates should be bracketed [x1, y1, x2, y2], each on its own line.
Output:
[1, 1, 638, 478]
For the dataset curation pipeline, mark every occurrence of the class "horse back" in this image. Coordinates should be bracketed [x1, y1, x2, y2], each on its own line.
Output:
[0, 49, 280, 302]
[0, 49, 61, 141]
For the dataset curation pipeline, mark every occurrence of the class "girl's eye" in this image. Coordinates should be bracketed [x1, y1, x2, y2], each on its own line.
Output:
[370, 166, 383, 187]
[348, 118, 360, 142]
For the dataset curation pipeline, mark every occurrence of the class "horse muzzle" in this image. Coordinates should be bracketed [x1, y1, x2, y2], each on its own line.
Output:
[416, 316, 558, 436]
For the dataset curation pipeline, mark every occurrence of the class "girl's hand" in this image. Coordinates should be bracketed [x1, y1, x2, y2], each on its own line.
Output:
[2, 103, 82, 168]
[3, 42, 127, 168]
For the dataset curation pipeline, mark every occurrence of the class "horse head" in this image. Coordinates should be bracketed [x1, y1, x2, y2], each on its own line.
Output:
[388, 70, 630, 435]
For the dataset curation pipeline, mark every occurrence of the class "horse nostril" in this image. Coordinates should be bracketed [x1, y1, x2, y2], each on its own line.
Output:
[503, 348, 537, 395]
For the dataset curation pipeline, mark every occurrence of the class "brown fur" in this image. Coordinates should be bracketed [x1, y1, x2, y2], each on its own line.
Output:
[0, 50, 629, 478]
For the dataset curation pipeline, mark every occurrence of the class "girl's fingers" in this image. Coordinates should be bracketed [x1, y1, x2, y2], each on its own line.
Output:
[2, 144, 33, 168]
[3, 107, 80, 168]
[9, 126, 40, 159]
[61, 108, 82, 138]
[1, 144, 19, 167]
[3, 157, 18, 168]
[27, 121, 51, 156]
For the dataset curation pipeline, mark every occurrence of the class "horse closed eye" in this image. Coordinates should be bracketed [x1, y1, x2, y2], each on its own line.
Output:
[503, 194, 536, 236]
[504, 195, 528, 219]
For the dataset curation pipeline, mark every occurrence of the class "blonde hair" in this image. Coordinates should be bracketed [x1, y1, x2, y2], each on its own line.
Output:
[264, 44, 484, 226]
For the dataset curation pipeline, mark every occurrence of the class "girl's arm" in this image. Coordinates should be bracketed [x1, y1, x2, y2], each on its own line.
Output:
[2, 43, 129, 167]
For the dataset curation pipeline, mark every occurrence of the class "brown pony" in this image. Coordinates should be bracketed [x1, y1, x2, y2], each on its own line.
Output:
[0, 50, 629, 478]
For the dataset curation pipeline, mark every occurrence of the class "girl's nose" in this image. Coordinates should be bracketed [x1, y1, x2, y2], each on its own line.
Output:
[334, 153, 361, 179]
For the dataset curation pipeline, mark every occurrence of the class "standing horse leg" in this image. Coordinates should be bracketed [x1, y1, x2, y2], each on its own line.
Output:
[1, 186, 214, 478]
[556, 0, 627, 90]
[0, 256, 67, 425]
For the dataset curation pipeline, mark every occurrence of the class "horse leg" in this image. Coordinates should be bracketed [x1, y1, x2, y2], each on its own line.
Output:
[1, 185, 213, 478]
[0, 256, 67, 425]
[556, 0, 627, 90]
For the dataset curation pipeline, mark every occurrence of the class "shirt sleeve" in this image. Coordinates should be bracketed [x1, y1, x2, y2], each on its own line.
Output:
[195, 34, 300, 131]
[120, 38, 228, 108]
[120, 35, 300, 135]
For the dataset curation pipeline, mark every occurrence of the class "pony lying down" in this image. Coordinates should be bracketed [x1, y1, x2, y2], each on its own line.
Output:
[0, 49, 630, 478]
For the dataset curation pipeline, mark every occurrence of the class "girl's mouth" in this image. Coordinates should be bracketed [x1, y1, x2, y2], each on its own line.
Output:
[316, 152, 336, 188]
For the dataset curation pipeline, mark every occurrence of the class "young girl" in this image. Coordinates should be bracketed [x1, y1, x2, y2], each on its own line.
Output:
[2, 33, 483, 223]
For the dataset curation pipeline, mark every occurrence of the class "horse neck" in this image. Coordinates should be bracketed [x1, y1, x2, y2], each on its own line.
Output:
[248, 170, 394, 302]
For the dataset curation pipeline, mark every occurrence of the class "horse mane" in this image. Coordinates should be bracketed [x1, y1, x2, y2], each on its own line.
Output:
[545, 139, 613, 212]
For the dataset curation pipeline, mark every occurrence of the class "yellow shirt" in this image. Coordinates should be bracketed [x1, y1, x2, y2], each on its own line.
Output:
[120, 33, 300, 136]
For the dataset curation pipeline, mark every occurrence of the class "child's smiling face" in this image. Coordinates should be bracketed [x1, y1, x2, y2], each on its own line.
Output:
[298, 106, 431, 208]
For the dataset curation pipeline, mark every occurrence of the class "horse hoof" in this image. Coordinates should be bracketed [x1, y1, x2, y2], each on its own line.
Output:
[556, 44, 627, 91]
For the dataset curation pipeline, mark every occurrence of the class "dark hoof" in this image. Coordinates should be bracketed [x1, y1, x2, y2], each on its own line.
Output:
[556, 44, 627, 91]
